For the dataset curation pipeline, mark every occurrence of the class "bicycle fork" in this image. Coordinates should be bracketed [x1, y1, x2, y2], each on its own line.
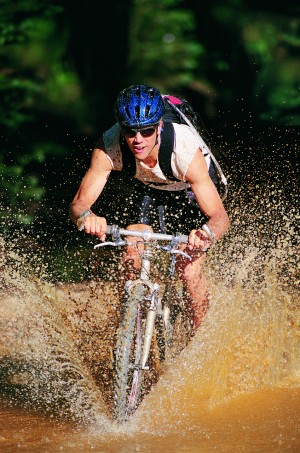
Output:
[138, 246, 160, 370]
[141, 282, 160, 370]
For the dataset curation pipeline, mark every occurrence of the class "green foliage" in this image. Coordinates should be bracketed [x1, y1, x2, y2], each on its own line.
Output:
[0, 0, 299, 232]
[241, 13, 300, 124]
[0, 1, 82, 225]
[0, 6, 83, 124]
[128, 0, 204, 88]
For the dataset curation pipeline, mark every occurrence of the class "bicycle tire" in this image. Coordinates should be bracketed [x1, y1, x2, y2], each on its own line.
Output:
[113, 284, 160, 424]
[163, 284, 192, 360]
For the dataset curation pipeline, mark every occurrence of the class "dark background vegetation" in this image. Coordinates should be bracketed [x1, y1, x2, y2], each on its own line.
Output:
[0, 0, 299, 281]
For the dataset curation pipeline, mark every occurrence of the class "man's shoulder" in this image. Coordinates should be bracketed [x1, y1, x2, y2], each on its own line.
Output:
[172, 122, 201, 150]
[103, 122, 121, 139]
[172, 122, 193, 132]
[103, 123, 122, 150]
[101, 123, 123, 171]
[94, 123, 121, 150]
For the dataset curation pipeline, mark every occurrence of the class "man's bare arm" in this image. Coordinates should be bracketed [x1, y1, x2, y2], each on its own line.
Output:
[70, 141, 112, 239]
[185, 148, 230, 249]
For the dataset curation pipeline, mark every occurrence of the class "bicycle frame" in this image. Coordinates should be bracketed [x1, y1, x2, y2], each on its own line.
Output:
[94, 224, 190, 422]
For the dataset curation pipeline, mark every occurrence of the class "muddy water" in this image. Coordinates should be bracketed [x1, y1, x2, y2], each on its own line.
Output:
[0, 160, 299, 451]
[0, 248, 299, 452]
[0, 386, 299, 452]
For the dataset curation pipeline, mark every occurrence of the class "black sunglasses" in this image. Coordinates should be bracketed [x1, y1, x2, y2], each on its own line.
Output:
[122, 126, 157, 138]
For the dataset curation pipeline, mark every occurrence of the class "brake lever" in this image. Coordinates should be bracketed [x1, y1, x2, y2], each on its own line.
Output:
[94, 240, 127, 249]
[170, 249, 192, 260]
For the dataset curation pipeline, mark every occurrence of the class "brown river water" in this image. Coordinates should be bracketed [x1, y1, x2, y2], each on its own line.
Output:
[0, 152, 299, 452]
[0, 240, 299, 452]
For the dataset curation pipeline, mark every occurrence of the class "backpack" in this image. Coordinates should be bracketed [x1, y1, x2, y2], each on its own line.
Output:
[120, 96, 228, 200]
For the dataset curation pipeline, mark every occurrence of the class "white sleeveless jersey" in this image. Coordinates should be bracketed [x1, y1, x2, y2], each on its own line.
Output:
[102, 122, 211, 191]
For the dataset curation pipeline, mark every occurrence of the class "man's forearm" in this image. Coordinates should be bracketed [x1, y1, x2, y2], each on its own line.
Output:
[205, 211, 230, 241]
[69, 201, 92, 224]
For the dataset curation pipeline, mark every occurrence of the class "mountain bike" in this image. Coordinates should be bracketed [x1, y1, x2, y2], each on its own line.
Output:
[94, 224, 193, 424]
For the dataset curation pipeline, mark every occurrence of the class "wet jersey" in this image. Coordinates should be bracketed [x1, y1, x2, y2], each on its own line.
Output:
[101, 122, 211, 192]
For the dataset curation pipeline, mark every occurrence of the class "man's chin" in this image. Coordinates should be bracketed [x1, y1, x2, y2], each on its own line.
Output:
[133, 151, 147, 159]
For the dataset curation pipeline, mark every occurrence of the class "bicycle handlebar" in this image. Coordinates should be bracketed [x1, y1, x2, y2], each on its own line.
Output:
[106, 224, 189, 244]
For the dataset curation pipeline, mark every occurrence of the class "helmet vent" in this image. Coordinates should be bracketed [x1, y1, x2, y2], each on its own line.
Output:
[115, 84, 164, 127]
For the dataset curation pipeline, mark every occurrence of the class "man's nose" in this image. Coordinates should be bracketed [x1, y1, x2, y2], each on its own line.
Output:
[134, 132, 143, 141]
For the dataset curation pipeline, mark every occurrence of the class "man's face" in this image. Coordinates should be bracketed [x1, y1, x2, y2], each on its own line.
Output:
[122, 124, 161, 161]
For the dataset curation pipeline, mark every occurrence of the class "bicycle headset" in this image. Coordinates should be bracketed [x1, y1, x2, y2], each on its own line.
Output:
[114, 84, 164, 128]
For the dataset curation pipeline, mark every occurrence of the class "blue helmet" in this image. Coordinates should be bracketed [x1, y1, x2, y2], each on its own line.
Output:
[114, 84, 164, 128]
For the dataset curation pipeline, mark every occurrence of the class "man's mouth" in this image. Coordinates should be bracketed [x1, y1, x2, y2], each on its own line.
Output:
[133, 146, 146, 154]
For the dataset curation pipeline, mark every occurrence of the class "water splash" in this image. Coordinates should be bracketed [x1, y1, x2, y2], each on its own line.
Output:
[124, 243, 299, 436]
[0, 246, 112, 428]
[0, 142, 299, 435]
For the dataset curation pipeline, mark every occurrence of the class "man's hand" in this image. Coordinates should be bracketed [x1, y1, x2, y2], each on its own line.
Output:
[81, 214, 107, 241]
[188, 229, 212, 252]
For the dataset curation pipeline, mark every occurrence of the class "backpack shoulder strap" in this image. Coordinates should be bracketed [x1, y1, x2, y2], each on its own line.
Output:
[159, 122, 180, 181]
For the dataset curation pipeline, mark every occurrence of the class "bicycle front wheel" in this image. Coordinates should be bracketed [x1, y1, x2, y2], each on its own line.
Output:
[113, 284, 154, 424]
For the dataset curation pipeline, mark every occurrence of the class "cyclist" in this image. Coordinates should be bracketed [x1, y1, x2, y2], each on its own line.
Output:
[69, 84, 230, 330]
